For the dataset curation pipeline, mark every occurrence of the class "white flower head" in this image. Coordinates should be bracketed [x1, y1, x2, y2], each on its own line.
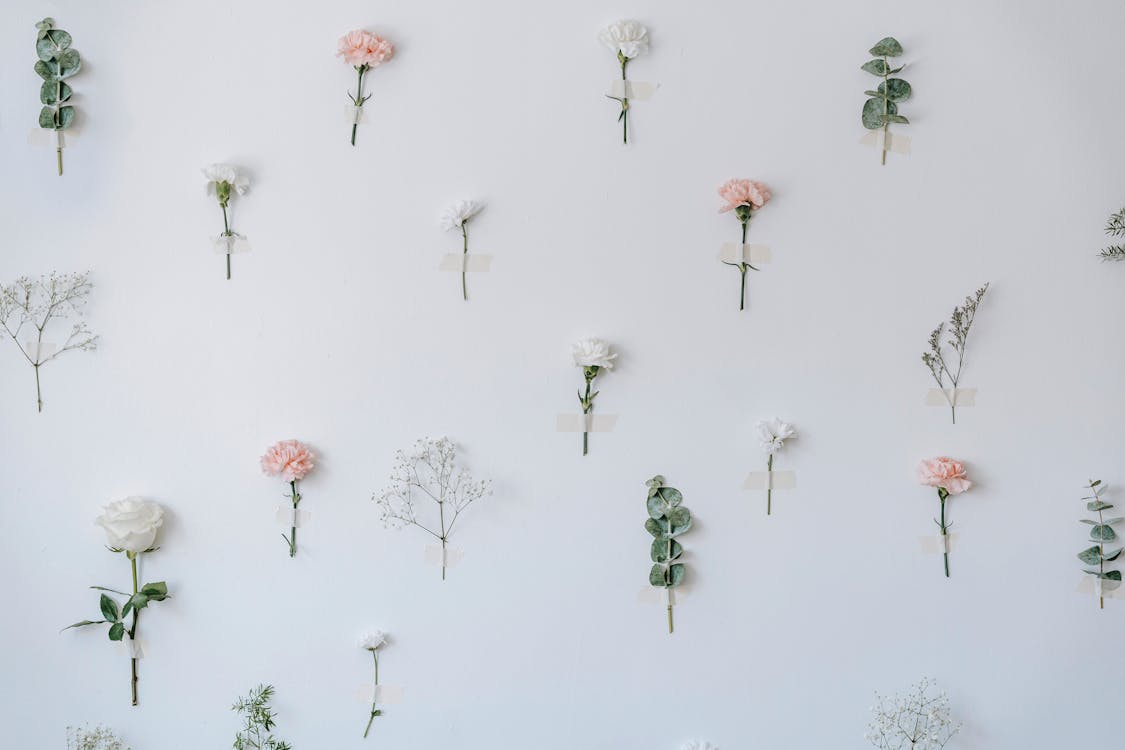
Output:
[94, 497, 165, 554]
[599, 19, 649, 59]
[359, 630, 387, 651]
[439, 200, 483, 231]
[572, 338, 617, 370]
[757, 417, 796, 455]
[681, 742, 719, 750]
[203, 163, 249, 198]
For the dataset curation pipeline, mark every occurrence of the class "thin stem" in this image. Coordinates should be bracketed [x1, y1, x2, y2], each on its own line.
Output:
[461, 223, 469, 301]
[666, 589, 674, 634]
[738, 220, 749, 311]
[129, 554, 140, 706]
[581, 377, 593, 456]
[766, 454, 774, 515]
[34, 364, 42, 413]
[1097, 503, 1106, 610]
[439, 496, 447, 581]
[221, 202, 232, 280]
[57, 143, 64, 176]
[881, 55, 889, 165]
[621, 57, 630, 145]
[351, 66, 367, 146]
[940, 495, 950, 578]
[289, 481, 299, 557]
[363, 651, 380, 738]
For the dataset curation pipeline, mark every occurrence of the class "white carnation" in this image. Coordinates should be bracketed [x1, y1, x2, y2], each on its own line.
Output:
[599, 20, 649, 59]
[572, 338, 617, 369]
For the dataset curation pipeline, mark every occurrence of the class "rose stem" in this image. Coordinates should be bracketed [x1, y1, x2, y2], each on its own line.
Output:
[289, 481, 299, 557]
[461, 223, 469, 301]
[129, 554, 140, 706]
[222, 202, 232, 280]
[766, 454, 773, 515]
[363, 650, 380, 737]
[351, 66, 367, 146]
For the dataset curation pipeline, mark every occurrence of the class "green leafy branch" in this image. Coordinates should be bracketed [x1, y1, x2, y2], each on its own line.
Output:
[34, 18, 81, 175]
[233, 684, 293, 750]
[1099, 208, 1125, 261]
[644, 475, 692, 634]
[1077, 479, 1122, 610]
[920, 284, 988, 424]
[63, 582, 169, 642]
[861, 37, 910, 165]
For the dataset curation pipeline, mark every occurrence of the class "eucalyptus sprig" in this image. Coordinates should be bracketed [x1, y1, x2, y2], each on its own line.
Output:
[921, 284, 989, 424]
[1099, 208, 1125, 261]
[1078, 479, 1122, 610]
[644, 475, 692, 634]
[861, 37, 910, 165]
[34, 18, 81, 176]
[233, 685, 292, 750]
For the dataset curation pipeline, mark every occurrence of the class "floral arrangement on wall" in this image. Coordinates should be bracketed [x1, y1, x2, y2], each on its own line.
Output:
[65, 498, 169, 706]
[645, 475, 692, 633]
[571, 338, 617, 455]
[203, 164, 251, 279]
[233, 684, 292, 750]
[599, 20, 649, 144]
[718, 179, 771, 311]
[260, 440, 316, 557]
[921, 284, 989, 424]
[0, 271, 97, 412]
[917, 458, 971, 578]
[359, 631, 388, 738]
[34, 17, 81, 175]
[865, 677, 960, 749]
[1077, 479, 1122, 609]
[440, 200, 484, 300]
[337, 29, 395, 146]
[861, 37, 911, 165]
[757, 418, 796, 515]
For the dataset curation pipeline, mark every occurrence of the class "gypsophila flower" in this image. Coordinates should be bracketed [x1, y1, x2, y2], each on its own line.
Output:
[681, 743, 719, 750]
[67, 725, 130, 750]
[866, 678, 960, 750]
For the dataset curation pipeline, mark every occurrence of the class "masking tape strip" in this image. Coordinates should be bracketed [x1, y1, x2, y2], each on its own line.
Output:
[23, 342, 57, 360]
[345, 105, 366, 124]
[119, 636, 145, 660]
[918, 533, 958, 554]
[719, 243, 772, 265]
[275, 507, 310, 528]
[28, 128, 78, 147]
[924, 388, 977, 407]
[608, 80, 657, 100]
[556, 414, 619, 433]
[212, 235, 252, 255]
[742, 470, 796, 491]
[424, 545, 465, 568]
[357, 684, 405, 704]
[1076, 575, 1124, 599]
[859, 130, 912, 155]
[439, 254, 493, 272]
[637, 586, 687, 606]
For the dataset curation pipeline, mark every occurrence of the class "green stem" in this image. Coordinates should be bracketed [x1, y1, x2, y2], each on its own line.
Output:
[221, 203, 232, 280]
[351, 66, 367, 146]
[666, 587, 674, 634]
[129, 554, 140, 706]
[461, 223, 469, 301]
[766, 454, 774, 515]
[288, 481, 299, 558]
[739, 220, 749, 311]
[34, 364, 42, 413]
[363, 651, 380, 738]
[939, 495, 949, 578]
[881, 56, 889, 165]
[582, 378, 593, 456]
[621, 58, 630, 145]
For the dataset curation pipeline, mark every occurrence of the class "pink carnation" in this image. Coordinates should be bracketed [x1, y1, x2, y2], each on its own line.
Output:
[718, 178, 771, 213]
[337, 29, 395, 67]
[261, 440, 316, 483]
[917, 457, 971, 495]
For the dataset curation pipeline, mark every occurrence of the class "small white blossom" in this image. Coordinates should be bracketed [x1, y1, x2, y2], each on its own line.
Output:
[757, 417, 796, 455]
[866, 678, 960, 750]
[599, 20, 649, 59]
[203, 163, 249, 197]
[439, 200, 483, 231]
[67, 725, 130, 750]
[572, 338, 617, 369]
[359, 630, 387, 650]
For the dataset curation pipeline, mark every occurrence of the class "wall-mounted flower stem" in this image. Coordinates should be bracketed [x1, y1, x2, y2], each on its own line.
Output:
[644, 476, 692, 633]
[861, 37, 911, 166]
[571, 339, 617, 455]
[203, 165, 250, 280]
[600, 20, 649, 145]
[359, 631, 387, 738]
[1078, 480, 1122, 609]
[717, 179, 771, 311]
[921, 284, 989, 424]
[917, 458, 972, 578]
[440, 201, 483, 301]
[337, 30, 395, 147]
[34, 18, 81, 176]
[260, 440, 316, 557]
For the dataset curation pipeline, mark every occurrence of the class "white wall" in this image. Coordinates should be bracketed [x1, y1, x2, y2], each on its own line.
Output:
[2, 0, 1124, 747]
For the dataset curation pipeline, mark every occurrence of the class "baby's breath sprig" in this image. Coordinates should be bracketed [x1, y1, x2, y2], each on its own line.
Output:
[865, 678, 961, 750]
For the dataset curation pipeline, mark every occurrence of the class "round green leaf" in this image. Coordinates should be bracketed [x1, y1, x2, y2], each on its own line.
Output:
[1091, 524, 1118, 542]
[667, 506, 692, 535]
[36, 37, 59, 62]
[57, 106, 75, 129]
[40, 81, 71, 105]
[878, 78, 912, 102]
[646, 494, 669, 520]
[108, 622, 125, 641]
[645, 517, 671, 539]
[34, 60, 59, 81]
[1077, 546, 1103, 565]
[58, 49, 81, 78]
[668, 564, 686, 587]
[657, 486, 682, 508]
[47, 28, 72, 50]
[38, 106, 57, 129]
[648, 564, 667, 587]
[651, 538, 682, 564]
[860, 59, 888, 76]
[869, 37, 903, 57]
[862, 98, 897, 130]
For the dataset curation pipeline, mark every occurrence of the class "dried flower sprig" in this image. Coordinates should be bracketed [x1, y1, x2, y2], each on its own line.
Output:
[232, 685, 292, 750]
[600, 20, 649, 144]
[1099, 208, 1125, 261]
[34, 18, 81, 175]
[717, 178, 772, 311]
[0, 271, 97, 412]
[375, 437, 492, 580]
[861, 37, 911, 166]
[572, 338, 617, 455]
[440, 200, 484, 301]
[1078, 479, 1122, 610]
[921, 284, 989, 424]
[865, 678, 961, 750]
[645, 475, 692, 634]
[67, 726, 131, 750]
[359, 631, 388, 738]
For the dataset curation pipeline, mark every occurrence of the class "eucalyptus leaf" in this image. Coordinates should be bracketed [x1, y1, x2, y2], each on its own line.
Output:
[1104, 548, 1123, 562]
[887, 66, 905, 74]
[649, 564, 667, 587]
[38, 106, 56, 129]
[98, 594, 120, 622]
[1105, 570, 1123, 581]
[657, 486, 682, 508]
[862, 98, 897, 129]
[651, 538, 682, 564]
[878, 78, 912, 102]
[860, 59, 888, 76]
[667, 506, 692, 535]
[863, 90, 883, 98]
[36, 37, 59, 62]
[108, 622, 125, 641]
[57, 106, 75, 129]
[1078, 546, 1104, 565]
[46, 28, 72, 51]
[646, 494, 669, 520]
[40, 81, 72, 105]
[57, 49, 81, 78]
[33, 60, 58, 80]
[644, 517, 671, 539]
[668, 564, 686, 587]
[885, 114, 910, 124]
[1103, 517, 1124, 526]
[1079, 519, 1097, 525]
[1087, 500, 1112, 511]
[869, 37, 903, 57]
[1091, 524, 1118, 542]
[645, 475, 665, 488]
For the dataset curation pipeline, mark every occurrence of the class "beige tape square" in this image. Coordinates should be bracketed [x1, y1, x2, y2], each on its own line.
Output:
[637, 586, 687, 606]
[438, 253, 493, 272]
[1076, 575, 1123, 599]
[213, 235, 252, 255]
[275, 507, 310, 528]
[23, 342, 57, 360]
[28, 128, 77, 147]
[859, 130, 911, 155]
[608, 80, 656, 100]
[424, 545, 465, 568]
[719, 243, 772, 264]
[918, 533, 957, 554]
[118, 636, 145, 659]
[924, 388, 976, 407]
[556, 414, 619, 433]
[743, 470, 796, 491]
[357, 684, 405, 704]
[345, 105, 366, 124]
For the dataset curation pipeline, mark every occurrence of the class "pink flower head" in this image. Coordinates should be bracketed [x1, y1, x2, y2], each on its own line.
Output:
[917, 457, 971, 495]
[337, 29, 395, 68]
[718, 178, 771, 213]
[261, 440, 316, 483]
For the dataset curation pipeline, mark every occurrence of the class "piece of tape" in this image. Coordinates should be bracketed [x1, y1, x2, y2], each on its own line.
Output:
[742, 470, 796, 491]
[28, 128, 78, 147]
[23, 342, 57, 360]
[859, 129, 912, 155]
[275, 507, 311, 528]
[718, 243, 772, 265]
[345, 105, 366, 124]
[118, 636, 144, 660]
[357, 684, 405, 704]
[918, 533, 958, 554]
[1076, 575, 1123, 598]
[924, 388, 976, 407]
[424, 545, 464, 568]
[212, 235, 252, 255]
[637, 586, 687, 606]
[438, 253, 493, 272]
[556, 414, 619, 433]
[608, 80, 657, 100]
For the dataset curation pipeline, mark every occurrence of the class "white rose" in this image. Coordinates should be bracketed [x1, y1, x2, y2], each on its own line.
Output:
[359, 630, 387, 650]
[95, 497, 164, 553]
[439, 200, 483, 231]
[572, 338, 617, 369]
[203, 163, 250, 196]
[757, 417, 796, 455]
[599, 20, 649, 59]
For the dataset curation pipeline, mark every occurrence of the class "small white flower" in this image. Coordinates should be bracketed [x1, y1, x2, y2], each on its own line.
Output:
[439, 200, 483, 231]
[681, 742, 719, 750]
[599, 19, 649, 59]
[572, 338, 617, 369]
[203, 163, 249, 197]
[757, 417, 796, 455]
[359, 630, 387, 650]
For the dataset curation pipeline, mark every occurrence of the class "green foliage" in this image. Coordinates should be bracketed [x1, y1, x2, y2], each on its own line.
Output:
[33, 18, 80, 131]
[869, 37, 904, 57]
[63, 579, 169, 642]
[920, 284, 989, 424]
[233, 684, 293, 750]
[1099, 207, 1125, 261]
[860, 36, 911, 164]
[1078, 480, 1122, 601]
[644, 476, 692, 590]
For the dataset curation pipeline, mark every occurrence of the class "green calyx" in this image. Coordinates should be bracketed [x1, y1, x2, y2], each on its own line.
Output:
[734, 205, 753, 224]
[216, 181, 233, 207]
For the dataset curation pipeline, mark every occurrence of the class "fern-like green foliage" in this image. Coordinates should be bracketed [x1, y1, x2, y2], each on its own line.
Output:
[861, 37, 911, 165]
[1078, 480, 1122, 609]
[1099, 208, 1125, 261]
[34, 18, 81, 175]
[644, 475, 692, 633]
[233, 685, 293, 750]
